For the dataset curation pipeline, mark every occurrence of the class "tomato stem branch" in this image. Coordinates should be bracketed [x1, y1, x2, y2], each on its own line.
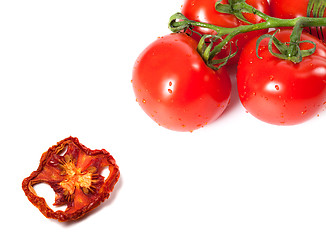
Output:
[169, 0, 326, 68]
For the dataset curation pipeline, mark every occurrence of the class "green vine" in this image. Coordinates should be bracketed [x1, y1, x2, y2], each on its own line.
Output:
[168, 0, 326, 69]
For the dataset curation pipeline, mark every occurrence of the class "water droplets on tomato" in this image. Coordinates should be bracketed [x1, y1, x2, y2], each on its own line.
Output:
[166, 80, 174, 95]
[217, 103, 225, 108]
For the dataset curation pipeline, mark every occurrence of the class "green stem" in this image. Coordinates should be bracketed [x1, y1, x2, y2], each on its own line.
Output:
[168, 0, 326, 67]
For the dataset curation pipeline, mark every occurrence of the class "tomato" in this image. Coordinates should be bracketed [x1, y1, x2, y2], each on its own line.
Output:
[270, 0, 326, 40]
[22, 137, 120, 222]
[132, 33, 231, 132]
[237, 29, 326, 125]
[181, 0, 270, 64]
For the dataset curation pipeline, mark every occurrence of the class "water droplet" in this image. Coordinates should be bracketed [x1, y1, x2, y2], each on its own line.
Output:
[142, 99, 146, 104]
[168, 89, 173, 94]
[275, 85, 280, 91]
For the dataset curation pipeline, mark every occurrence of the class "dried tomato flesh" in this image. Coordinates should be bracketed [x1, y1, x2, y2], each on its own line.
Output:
[22, 137, 120, 222]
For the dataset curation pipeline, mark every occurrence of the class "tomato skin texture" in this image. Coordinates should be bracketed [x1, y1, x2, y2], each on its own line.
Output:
[270, 0, 326, 39]
[237, 29, 326, 125]
[181, 0, 270, 65]
[270, 0, 310, 19]
[132, 33, 231, 132]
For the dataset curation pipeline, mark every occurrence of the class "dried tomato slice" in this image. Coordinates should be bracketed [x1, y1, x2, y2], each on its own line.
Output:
[22, 137, 120, 222]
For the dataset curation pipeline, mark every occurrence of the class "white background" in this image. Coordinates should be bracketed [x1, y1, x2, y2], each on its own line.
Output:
[1, 0, 325, 239]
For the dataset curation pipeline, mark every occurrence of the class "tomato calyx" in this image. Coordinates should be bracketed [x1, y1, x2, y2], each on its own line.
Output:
[169, 13, 239, 70]
[256, 29, 317, 63]
[215, 0, 252, 24]
[197, 34, 239, 70]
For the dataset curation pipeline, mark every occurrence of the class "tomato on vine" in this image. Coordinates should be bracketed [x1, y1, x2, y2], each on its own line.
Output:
[237, 29, 326, 125]
[270, 0, 326, 41]
[181, 0, 270, 64]
[132, 33, 231, 132]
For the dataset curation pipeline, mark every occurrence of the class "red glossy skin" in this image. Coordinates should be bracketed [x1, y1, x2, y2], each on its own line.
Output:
[181, 0, 270, 64]
[237, 29, 326, 125]
[132, 33, 231, 132]
[270, 0, 326, 40]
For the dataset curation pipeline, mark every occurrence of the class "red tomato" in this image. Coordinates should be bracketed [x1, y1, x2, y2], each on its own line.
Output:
[270, 0, 326, 40]
[181, 0, 270, 64]
[237, 29, 326, 125]
[132, 33, 231, 132]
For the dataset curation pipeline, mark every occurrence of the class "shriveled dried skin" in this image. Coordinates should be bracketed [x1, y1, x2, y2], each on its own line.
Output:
[22, 137, 120, 222]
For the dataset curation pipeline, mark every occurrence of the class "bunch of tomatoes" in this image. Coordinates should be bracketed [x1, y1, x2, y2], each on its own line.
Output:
[132, 0, 326, 132]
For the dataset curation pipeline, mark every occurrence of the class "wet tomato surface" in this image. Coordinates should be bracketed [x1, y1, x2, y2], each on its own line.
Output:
[237, 29, 326, 125]
[132, 33, 231, 132]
